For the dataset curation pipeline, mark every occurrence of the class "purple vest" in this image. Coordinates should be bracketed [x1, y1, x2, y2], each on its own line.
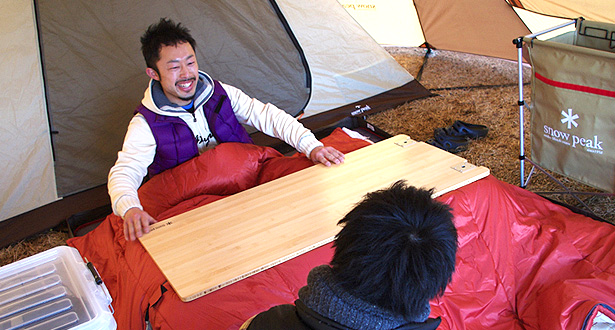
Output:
[136, 80, 253, 176]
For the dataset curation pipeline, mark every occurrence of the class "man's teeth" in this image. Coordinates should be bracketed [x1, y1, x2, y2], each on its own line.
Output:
[178, 80, 193, 88]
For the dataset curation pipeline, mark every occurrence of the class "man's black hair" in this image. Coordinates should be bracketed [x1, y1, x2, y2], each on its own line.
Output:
[140, 18, 197, 72]
[331, 180, 458, 318]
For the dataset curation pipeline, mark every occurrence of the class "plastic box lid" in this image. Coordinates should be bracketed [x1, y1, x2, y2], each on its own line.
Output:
[0, 246, 116, 329]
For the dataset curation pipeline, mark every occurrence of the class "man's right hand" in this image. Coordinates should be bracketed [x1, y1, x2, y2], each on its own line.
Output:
[123, 207, 157, 241]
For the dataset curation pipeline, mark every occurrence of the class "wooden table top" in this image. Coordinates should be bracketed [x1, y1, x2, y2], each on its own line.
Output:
[139, 135, 490, 301]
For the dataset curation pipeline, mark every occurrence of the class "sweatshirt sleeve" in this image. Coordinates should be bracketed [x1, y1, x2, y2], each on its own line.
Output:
[221, 83, 323, 156]
[107, 114, 156, 217]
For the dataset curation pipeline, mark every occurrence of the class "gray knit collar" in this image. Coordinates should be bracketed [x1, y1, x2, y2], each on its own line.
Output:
[298, 265, 431, 330]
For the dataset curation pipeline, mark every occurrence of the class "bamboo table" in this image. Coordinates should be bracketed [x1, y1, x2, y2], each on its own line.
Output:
[140, 135, 490, 301]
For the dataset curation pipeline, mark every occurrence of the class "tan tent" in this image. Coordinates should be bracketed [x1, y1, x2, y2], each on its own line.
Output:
[339, 0, 615, 60]
[1, 0, 429, 245]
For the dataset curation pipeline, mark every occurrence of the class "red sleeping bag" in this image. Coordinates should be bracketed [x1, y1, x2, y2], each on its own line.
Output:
[68, 129, 615, 329]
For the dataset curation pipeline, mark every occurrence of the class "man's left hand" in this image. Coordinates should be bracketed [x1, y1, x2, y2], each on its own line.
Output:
[309, 146, 345, 167]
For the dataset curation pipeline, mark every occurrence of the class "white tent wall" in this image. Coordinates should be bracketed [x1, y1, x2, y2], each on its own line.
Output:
[512, 8, 575, 40]
[276, 0, 415, 117]
[0, 0, 58, 221]
[337, 0, 424, 47]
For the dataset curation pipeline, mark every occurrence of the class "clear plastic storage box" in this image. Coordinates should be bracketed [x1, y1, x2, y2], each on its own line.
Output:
[0, 246, 116, 329]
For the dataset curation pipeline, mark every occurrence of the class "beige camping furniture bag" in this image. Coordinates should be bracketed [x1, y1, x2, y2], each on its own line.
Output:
[524, 19, 615, 193]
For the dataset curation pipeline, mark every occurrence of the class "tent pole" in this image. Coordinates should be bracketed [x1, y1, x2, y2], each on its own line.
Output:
[513, 18, 577, 188]
[514, 37, 526, 188]
[524, 20, 577, 39]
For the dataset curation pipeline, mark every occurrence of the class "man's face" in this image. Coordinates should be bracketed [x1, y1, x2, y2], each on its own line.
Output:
[146, 42, 199, 106]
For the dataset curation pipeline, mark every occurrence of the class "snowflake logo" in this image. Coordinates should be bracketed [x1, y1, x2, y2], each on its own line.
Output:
[561, 108, 579, 130]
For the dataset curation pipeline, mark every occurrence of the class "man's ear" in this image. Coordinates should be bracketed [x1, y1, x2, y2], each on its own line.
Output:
[146, 68, 160, 81]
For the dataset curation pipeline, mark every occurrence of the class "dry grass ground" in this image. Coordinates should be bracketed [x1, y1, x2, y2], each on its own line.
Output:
[370, 47, 614, 222]
[0, 230, 69, 267]
[1, 47, 612, 267]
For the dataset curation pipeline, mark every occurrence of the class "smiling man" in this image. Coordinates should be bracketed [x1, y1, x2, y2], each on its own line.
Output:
[147, 42, 198, 105]
[109, 18, 345, 241]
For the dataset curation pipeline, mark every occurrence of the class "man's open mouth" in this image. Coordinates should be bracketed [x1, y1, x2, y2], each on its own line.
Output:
[177, 78, 195, 92]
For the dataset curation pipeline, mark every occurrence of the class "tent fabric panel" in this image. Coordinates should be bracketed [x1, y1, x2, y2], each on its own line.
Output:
[37, 1, 163, 196]
[192, 0, 309, 113]
[276, 0, 415, 117]
[37, 0, 309, 196]
[251, 80, 432, 150]
[517, 0, 615, 25]
[512, 8, 575, 40]
[301, 80, 432, 130]
[0, 0, 58, 221]
[412, 0, 531, 60]
[337, 0, 425, 47]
